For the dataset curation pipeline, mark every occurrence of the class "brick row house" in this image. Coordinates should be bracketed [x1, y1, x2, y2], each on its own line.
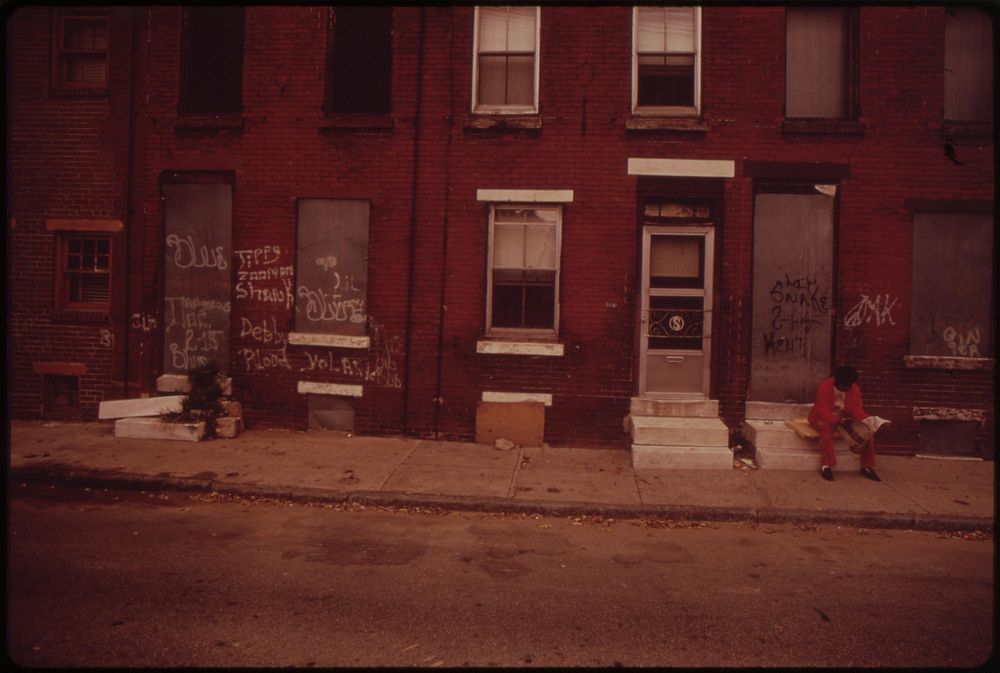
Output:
[7, 5, 995, 463]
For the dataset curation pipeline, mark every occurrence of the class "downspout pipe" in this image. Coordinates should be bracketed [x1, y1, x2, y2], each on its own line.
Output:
[401, 7, 426, 434]
[431, 8, 455, 438]
[122, 7, 141, 398]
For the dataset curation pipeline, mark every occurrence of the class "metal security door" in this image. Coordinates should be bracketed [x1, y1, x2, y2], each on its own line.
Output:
[639, 226, 714, 397]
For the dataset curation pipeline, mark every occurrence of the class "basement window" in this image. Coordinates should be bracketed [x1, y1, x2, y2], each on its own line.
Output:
[43, 374, 80, 412]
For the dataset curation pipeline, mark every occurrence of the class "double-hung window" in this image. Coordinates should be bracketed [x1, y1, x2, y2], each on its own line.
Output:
[487, 205, 561, 335]
[473, 6, 539, 114]
[52, 10, 109, 93]
[57, 233, 111, 311]
[633, 6, 700, 114]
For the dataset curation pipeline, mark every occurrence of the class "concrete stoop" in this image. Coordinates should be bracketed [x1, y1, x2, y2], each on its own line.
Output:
[629, 415, 732, 470]
[744, 403, 861, 471]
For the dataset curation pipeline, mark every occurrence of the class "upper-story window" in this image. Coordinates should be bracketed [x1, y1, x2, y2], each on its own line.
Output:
[325, 6, 393, 114]
[179, 7, 244, 113]
[473, 6, 539, 114]
[785, 7, 857, 119]
[52, 10, 108, 93]
[944, 7, 993, 123]
[633, 6, 701, 115]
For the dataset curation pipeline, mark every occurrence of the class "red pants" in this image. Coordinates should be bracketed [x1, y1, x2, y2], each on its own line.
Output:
[809, 418, 876, 469]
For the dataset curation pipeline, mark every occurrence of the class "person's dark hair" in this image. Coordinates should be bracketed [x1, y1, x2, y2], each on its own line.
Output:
[833, 365, 859, 391]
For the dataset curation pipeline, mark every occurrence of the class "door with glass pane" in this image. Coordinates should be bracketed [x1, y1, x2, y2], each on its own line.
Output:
[640, 226, 713, 396]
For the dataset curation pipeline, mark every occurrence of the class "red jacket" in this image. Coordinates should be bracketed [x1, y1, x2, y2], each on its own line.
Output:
[808, 377, 867, 426]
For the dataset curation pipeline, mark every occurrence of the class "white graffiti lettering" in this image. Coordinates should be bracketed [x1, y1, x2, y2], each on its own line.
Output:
[843, 293, 898, 328]
[943, 326, 981, 357]
[166, 234, 228, 270]
[234, 246, 282, 269]
[297, 285, 366, 324]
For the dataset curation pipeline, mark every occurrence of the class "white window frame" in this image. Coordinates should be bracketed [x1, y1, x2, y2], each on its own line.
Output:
[631, 6, 702, 116]
[472, 6, 541, 115]
[485, 203, 562, 338]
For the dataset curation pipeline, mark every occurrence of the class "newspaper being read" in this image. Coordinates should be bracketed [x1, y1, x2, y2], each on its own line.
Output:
[839, 416, 892, 448]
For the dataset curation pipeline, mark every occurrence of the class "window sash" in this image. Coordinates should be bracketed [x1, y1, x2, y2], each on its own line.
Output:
[54, 13, 109, 89]
[58, 234, 111, 310]
[473, 6, 539, 113]
[487, 205, 560, 334]
[632, 6, 700, 114]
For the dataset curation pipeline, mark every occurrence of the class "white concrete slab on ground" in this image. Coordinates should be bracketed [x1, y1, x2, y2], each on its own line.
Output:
[99, 395, 185, 420]
[114, 417, 205, 442]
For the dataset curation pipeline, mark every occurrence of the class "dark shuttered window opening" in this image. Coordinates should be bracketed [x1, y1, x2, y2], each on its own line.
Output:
[179, 7, 245, 113]
[326, 6, 393, 114]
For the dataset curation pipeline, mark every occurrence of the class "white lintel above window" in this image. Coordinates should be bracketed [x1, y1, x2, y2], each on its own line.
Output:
[297, 381, 364, 397]
[476, 340, 564, 356]
[476, 189, 574, 203]
[627, 158, 735, 178]
[288, 332, 370, 349]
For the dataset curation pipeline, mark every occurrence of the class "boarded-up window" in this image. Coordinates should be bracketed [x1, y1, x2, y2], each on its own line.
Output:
[944, 7, 993, 122]
[785, 7, 850, 119]
[162, 183, 233, 375]
[910, 212, 993, 358]
[179, 7, 244, 113]
[326, 6, 393, 113]
[294, 200, 370, 337]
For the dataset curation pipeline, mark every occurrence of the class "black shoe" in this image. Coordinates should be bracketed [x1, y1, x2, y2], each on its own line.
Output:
[861, 467, 881, 482]
[820, 467, 834, 481]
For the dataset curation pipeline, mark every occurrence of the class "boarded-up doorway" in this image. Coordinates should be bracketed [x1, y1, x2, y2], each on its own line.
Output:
[750, 190, 835, 402]
[161, 182, 233, 377]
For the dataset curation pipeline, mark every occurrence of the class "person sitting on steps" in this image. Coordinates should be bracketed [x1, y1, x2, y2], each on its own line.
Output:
[808, 365, 881, 482]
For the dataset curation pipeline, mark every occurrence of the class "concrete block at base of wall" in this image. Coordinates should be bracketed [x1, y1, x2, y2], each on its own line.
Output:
[114, 417, 205, 442]
[215, 416, 243, 439]
[475, 401, 544, 447]
[99, 396, 185, 420]
[631, 445, 734, 470]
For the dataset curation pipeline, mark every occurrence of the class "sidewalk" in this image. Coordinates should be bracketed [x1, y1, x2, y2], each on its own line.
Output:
[8, 420, 995, 532]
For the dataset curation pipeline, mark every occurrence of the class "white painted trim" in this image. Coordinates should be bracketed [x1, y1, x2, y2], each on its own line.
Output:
[476, 340, 564, 356]
[476, 189, 574, 203]
[296, 381, 363, 397]
[471, 6, 541, 115]
[288, 332, 370, 349]
[627, 157, 735, 178]
[482, 391, 553, 406]
[630, 7, 702, 116]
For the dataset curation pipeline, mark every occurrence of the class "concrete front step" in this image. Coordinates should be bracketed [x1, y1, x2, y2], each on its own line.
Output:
[629, 397, 720, 418]
[632, 444, 733, 470]
[114, 417, 205, 442]
[745, 401, 812, 421]
[755, 444, 862, 471]
[743, 419, 848, 451]
[630, 415, 730, 447]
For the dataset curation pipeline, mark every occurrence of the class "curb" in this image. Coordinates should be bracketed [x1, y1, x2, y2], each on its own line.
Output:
[10, 464, 993, 534]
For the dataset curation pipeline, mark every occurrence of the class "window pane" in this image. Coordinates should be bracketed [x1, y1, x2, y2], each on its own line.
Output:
[64, 19, 107, 50]
[478, 54, 508, 106]
[638, 55, 695, 107]
[945, 8, 993, 121]
[506, 7, 536, 51]
[786, 7, 847, 118]
[505, 54, 534, 106]
[492, 283, 523, 327]
[524, 283, 555, 328]
[665, 7, 696, 52]
[637, 7, 666, 52]
[493, 223, 525, 268]
[524, 224, 556, 268]
[478, 7, 510, 52]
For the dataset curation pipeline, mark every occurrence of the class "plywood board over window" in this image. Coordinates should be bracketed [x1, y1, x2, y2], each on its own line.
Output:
[785, 7, 855, 119]
[326, 6, 392, 114]
[294, 200, 371, 340]
[944, 7, 994, 123]
[179, 6, 244, 113]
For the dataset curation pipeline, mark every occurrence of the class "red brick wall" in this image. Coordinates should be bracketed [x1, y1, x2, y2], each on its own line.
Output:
[9, 6, 993, 456]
